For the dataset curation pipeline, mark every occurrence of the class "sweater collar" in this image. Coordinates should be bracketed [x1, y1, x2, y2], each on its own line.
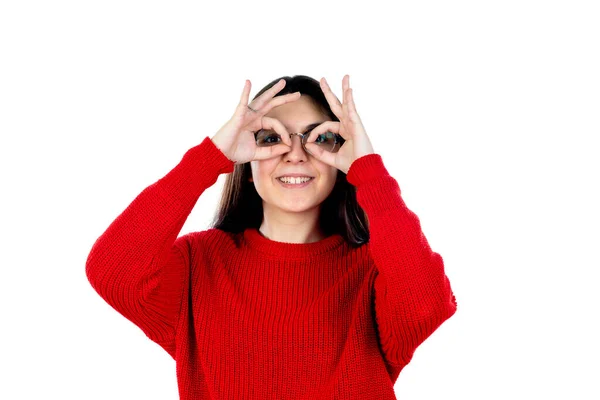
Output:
[243, 227, 345, 258]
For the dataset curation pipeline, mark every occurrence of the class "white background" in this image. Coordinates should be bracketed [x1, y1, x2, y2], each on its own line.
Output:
[1, 0, 599, 399]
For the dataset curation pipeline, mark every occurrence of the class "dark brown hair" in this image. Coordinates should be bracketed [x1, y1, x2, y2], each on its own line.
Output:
[209, 75, 369, 247]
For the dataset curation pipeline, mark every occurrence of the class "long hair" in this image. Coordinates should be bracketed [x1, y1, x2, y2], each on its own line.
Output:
[209, 75, 369, 247]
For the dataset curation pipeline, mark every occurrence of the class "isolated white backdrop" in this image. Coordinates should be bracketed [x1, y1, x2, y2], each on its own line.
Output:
[1, 0, 599, 399]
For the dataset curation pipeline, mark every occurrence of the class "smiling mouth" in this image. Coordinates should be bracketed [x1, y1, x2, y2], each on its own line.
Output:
[276, 177, 315, 187]
[277, 176, 313, 182]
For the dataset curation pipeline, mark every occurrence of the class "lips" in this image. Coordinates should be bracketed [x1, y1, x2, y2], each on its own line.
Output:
[276, 174, 315, 178]
[276, 177, 315, 188]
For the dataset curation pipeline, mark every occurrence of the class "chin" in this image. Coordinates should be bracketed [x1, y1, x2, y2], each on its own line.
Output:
[279, 203, 315, 213]
[275, 199, 320, 214]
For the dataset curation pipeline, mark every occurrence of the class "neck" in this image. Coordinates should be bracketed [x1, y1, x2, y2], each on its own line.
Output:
[259, 205, 324, 244]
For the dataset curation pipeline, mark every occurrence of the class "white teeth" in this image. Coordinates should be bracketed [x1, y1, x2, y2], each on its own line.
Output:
[278, 177, 312, 184]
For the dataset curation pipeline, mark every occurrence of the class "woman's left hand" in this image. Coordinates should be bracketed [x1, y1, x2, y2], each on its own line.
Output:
[304, 74, 375, 174]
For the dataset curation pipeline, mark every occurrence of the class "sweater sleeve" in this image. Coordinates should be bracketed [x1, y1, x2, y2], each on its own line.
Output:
[346, 154, 457, 369]
[85, 136, 235, 358]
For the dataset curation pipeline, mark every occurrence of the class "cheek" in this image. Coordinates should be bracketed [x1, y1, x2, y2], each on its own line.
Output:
[316, 170, 339, 196]
[251, 161, 278, 188]
[325, 168, 339, 184]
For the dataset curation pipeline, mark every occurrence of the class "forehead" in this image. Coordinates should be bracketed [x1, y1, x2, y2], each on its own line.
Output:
[265, 95, 327, 128]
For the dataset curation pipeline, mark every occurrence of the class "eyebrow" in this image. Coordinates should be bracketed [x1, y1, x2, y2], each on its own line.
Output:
[294, 122, 325, 134]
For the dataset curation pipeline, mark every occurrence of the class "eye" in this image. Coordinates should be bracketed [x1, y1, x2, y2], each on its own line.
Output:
[255, 129, 281, 146]
[314, 131, 342, 144]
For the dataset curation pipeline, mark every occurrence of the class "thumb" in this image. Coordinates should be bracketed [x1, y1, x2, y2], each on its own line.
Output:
[254, 143, 291, 161]
[304, 143, 336, 168]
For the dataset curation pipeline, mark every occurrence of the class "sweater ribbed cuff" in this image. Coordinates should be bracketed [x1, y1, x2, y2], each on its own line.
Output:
[346, 153, 390, 187]
[157, 136, 235, 208]
[346, 153, 406, 216]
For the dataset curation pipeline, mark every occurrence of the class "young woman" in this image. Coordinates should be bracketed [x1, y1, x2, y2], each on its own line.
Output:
[86, 74, 457, 399]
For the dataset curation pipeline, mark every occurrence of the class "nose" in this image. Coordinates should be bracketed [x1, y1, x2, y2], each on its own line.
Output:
[283, 133, 308, 161]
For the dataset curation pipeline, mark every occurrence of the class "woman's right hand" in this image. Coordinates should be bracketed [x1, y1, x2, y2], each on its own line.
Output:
[210, 79, 301, 164]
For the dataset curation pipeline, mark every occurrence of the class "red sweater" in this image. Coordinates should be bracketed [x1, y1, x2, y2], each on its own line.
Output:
[86, 136, 457, 399]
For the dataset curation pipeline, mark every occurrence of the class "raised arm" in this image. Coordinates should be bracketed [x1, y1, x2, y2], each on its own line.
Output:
[85, 137, 234, 358]
[346, 153, 457, 372]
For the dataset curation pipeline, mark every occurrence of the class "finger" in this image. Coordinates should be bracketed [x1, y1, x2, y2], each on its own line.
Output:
[304, 142, 337, 167]
[259, 92, 301, 115]
[251, 78, 286, 110]
[261, 116, 293, 147]
[320, 77, 343, 116]
[346, 88, 361, 122]
[234, 80, 253, 118]
[308, 120, 350, 144]
[305, 121, 341, 143]
[239, 79, 251, 106]
[342, 75, 349, 105]
[254, 143, 291, 161]
[319, 78, 343, 119]
[342, 88, 351, 120]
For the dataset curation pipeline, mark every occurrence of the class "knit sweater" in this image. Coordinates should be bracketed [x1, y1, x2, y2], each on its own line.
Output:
[86, 136, 457, 400]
